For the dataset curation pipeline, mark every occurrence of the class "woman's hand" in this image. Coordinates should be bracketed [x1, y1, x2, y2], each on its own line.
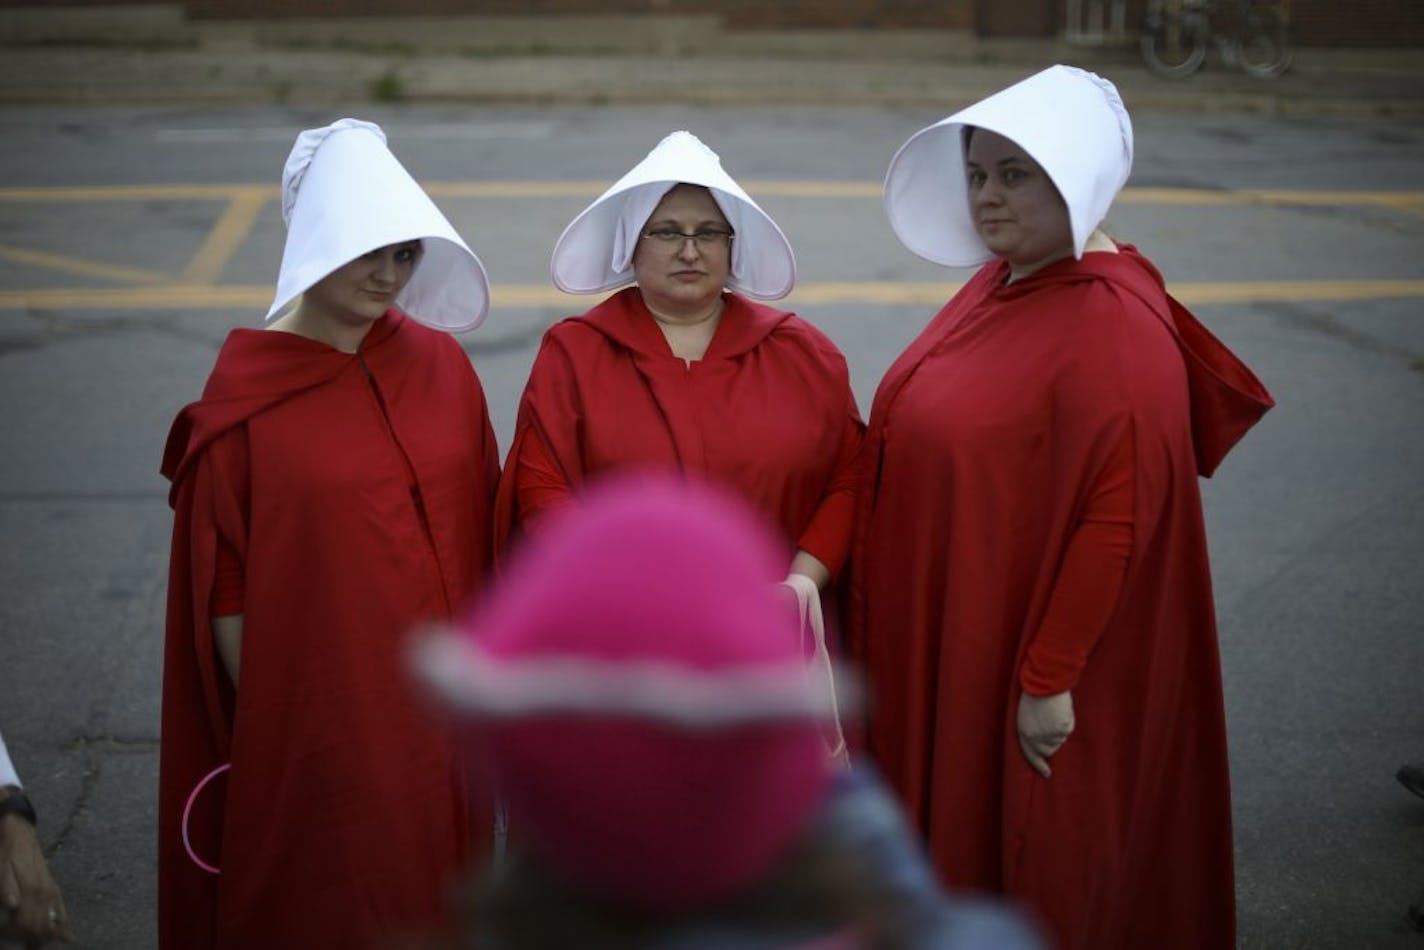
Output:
[1017, 690, 1074, 778]
[787, 551, 830, 590]
[0, 804, 72, 946]
[212, 614, 243, 687]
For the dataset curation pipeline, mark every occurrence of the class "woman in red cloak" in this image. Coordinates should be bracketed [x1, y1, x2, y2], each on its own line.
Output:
[851, 66, 1274, 949]
[496, 131, 862, 601]
[157, 119, 500, 949]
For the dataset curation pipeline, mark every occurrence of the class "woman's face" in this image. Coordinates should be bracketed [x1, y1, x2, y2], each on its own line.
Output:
[964, 129, 1073, 275]
[304, 240, 423, 323]
[631, 184, 733, 319]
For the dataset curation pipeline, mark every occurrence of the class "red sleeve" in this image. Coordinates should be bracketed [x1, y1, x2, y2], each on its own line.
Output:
[1020, 425, 1135, 696]
[795, 412, 863, 578]
[210, 536, 244, 617]
[495, 331, 587, 557]
[515, 426, 575, 532]
[202, 423, 251, 623]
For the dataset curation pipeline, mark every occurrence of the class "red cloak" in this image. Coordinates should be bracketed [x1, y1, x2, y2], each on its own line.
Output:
[849, 248, 1272, 949]
[494, 288, 862, 572]
[158, 311, 499, 949]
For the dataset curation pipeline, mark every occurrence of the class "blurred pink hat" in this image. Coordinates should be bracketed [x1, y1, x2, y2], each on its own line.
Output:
[413, 475, 836, 910]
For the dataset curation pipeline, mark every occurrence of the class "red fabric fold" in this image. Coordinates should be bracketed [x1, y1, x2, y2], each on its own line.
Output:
[1090, 246, 1276, 477]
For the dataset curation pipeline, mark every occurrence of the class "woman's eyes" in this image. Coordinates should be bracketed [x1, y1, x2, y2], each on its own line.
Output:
[967, 168, 1028, 187]
[363, 246, 421, 263]
[968, 166, 1031, 188]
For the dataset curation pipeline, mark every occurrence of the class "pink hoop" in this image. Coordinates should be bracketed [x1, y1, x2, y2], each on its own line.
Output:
[181, 763, 230, 875]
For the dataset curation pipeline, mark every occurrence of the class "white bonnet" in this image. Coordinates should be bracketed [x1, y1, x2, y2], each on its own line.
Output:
[268, 118, 491, 332]
[550, 131, 796, 301]
[883, 65, 1134, 267]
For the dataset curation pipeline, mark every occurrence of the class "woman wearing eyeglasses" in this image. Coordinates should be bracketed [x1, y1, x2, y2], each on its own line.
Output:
[496, 131, 862, 600]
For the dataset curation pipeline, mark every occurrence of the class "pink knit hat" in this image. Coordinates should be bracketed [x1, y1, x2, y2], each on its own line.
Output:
[413, 475, 836, 910]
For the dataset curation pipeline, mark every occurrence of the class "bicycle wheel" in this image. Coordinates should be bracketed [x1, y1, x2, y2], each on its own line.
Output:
[1141, 0, 1210, 79]
[1236, 0, 1292, 78]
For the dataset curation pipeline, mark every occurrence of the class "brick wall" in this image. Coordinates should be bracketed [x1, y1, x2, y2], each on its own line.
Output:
[1117, 0, 1424, 46]
[173, 0, 974, 27]
[2, 0, 1418, 45]
[717, 1, 974, 31]
[1291, 0, 1424, 46]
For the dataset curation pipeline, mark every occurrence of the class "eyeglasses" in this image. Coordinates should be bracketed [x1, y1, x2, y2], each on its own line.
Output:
[641, 228, 735, 248]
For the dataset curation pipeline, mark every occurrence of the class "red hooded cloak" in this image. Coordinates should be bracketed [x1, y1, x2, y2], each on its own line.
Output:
[158, 312, 499, 949]
[849, 247, 1272, 949]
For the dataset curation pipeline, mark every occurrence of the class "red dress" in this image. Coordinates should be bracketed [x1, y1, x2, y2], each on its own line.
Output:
[158, 311, 500, 949]
[495, 288, 862, 573]
[849, 247, 1272, 949]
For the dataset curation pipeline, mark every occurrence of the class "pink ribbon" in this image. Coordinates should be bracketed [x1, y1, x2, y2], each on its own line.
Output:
[181, 763, 230, 874]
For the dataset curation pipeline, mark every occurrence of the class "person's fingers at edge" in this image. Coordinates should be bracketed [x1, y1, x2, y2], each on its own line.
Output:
[1019, 734, 1052, 778]
[15, 903, 47, 943]
[0, 861, 20, 909]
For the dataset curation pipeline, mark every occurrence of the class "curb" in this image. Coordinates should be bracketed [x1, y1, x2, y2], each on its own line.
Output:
[1, 45, 1423, 116]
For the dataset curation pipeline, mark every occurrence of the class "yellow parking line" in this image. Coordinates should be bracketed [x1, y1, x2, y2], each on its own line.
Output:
[1171, 280, 1424, 305]
[181, 191, 268, 285]
[742, 182, 882, 198]
[0, 284, 273, 309]
[0, 184, 274, 202]
[427, 182, 605, 198]
[2, 182, 1422, 208]
[791, 279, 1424, 307]
[1241, 190, 1424, 211]
[0, 244, 168, 285]
[2, 278, 1422, 312]
[1391, 196, 1424, 218]
[787, 281, 964, 306]
[1120, 188, 1424, 210]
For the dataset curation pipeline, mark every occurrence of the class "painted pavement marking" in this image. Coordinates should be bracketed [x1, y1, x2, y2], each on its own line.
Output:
[180, 190, 269, 286]
[3, 182, 1423, 207]
[1, 183, 1421, 312]
[3, 278, 1423, 312]
[0, 243, 169, 286]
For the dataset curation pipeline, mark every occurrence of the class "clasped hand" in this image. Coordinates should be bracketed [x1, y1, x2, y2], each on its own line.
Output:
[0, 813, 71, 948]
[1017, 690, 1075, 779]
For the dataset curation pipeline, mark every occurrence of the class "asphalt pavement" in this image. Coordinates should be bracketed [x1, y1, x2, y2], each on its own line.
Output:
[1, 11, 1423, 950]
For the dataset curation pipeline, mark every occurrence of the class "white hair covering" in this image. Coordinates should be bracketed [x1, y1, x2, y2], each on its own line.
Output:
[267, 118, 491, 332]
[883, 65, 1134, 268]
[551, 131, 796, 301]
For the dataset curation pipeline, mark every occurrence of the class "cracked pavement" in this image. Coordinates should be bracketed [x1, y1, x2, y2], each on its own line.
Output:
[1, 104, 1422, 948]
